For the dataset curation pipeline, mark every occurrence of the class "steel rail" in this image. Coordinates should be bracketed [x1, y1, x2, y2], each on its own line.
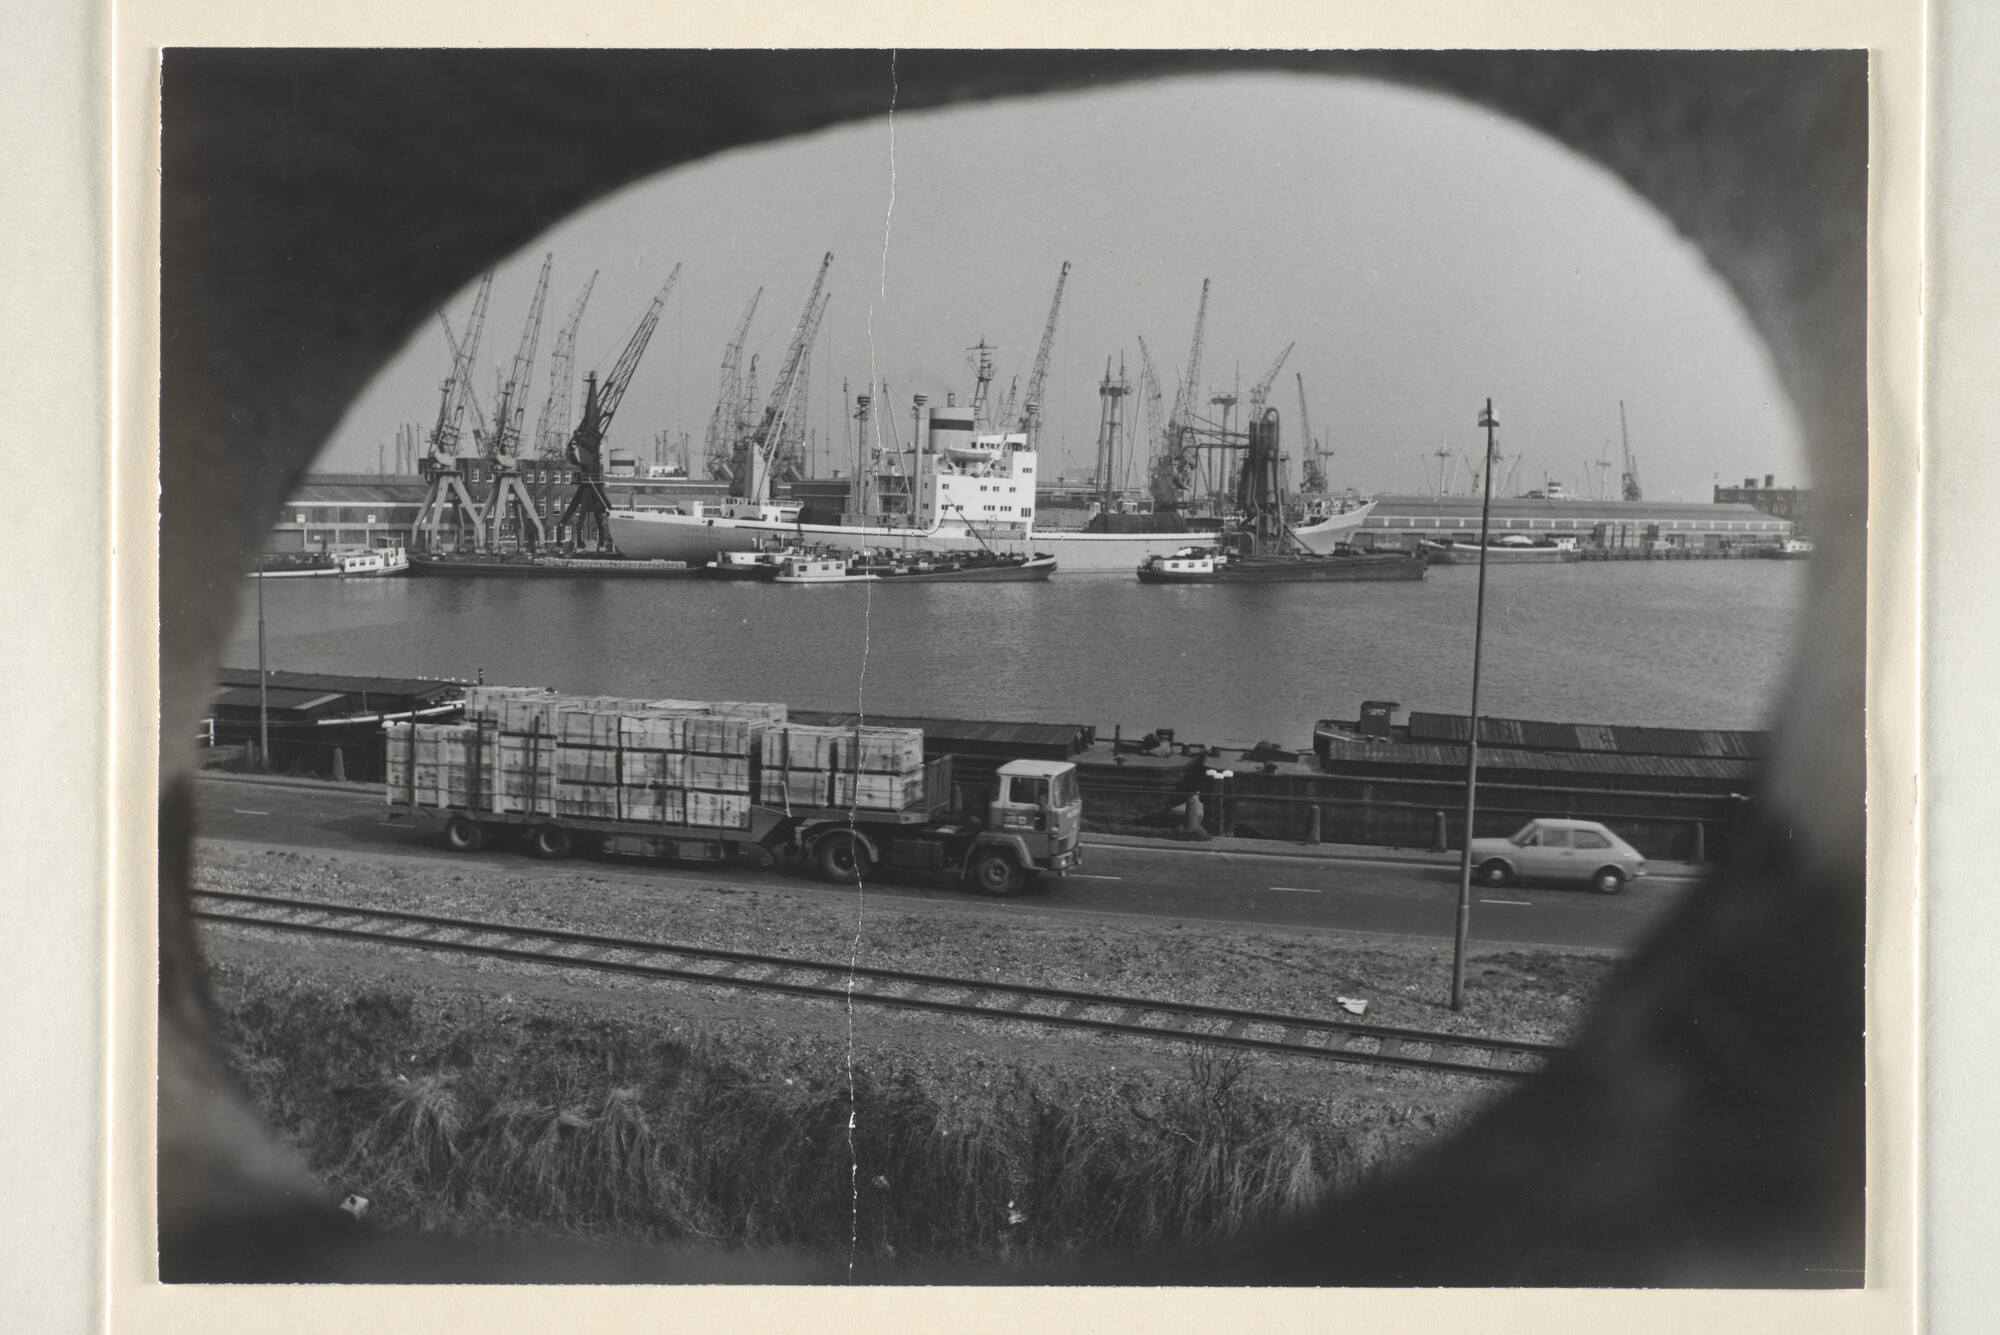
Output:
[191, 889, 1562, 1080]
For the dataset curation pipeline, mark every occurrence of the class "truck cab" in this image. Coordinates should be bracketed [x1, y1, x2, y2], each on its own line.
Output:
[967, 759, 1084, 894]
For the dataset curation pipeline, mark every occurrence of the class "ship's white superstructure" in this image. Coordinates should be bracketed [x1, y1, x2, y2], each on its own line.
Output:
[608, 399, 1371, 573]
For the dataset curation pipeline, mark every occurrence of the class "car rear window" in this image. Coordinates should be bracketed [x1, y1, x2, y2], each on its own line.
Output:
[1574, 830, 1612, 849]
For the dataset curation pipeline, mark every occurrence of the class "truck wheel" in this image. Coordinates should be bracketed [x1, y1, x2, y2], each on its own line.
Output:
[815, 833, 870, 883]
[1477, 859, 1512, 886]
[530, 824, 572, 860]
[444, 816, 485, 854]
[968, 847, 1026, 897]
[1590, 866, 1627, 895]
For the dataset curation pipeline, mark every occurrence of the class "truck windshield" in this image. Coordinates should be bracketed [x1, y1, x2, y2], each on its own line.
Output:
[1050, 769, 1077, 808]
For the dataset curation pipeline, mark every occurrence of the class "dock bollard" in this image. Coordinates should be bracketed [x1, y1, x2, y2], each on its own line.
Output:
[331, 747, 346, 783]
[1432, 811, 1449, 853]
[1691, 821, 1707, 865]
[1306, 805, 1322, 845]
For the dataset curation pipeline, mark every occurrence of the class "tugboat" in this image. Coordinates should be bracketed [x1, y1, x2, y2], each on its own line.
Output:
[1135, 408, 1426, 584]
[252, 545, 410, 578]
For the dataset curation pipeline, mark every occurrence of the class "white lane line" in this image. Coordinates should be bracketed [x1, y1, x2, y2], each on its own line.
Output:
[231, 809, 271, 816]
[1480, 898, 1532, 906]
[1269, 885, 1324, 894]
[1069, 873, 1123, 881]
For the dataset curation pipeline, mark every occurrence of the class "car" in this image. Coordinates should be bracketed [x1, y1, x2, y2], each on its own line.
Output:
[1467, 819, 1648, 894]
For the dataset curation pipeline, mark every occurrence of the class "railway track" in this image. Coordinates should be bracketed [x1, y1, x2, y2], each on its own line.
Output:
[190, 889, 1562, 1080]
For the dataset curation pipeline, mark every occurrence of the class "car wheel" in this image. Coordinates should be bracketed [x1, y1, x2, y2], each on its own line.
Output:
[529, 823, 571, 860]
[968, 847, 1026, 897]
[1590, 866, 1626, 895]
[1477, 859, 1512, 887]
[815, 832, 870, 884]
[443, 815, 485, 854]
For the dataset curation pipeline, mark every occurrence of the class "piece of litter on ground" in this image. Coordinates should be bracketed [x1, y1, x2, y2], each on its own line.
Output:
[1335, 996, 1368, 1015]
[340, 1194, 370, 1220]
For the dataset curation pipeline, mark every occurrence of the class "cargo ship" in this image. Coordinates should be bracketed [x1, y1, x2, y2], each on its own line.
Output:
[606, 398, 1373, 574]
[1135, 408, 1422, 584]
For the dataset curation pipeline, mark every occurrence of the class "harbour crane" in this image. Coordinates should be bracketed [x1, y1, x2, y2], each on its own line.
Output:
[1155, 279, 1210, 512]
[1295, 371, 1329, 495]
[703, 287, 762, 482]
[411, 270, 494, 553]
[1246, 342, 1294, 414]
[554, 263, 681, 549]
[473, 254, 552, 552]
[534, 270, 598, 460]
[1136, 337, 1178, 509]
[1618, 400, 1644, 501]
[775, 292, 823, 483]
[732, 252, 832, 504]
[1017, 260, 1071, 449]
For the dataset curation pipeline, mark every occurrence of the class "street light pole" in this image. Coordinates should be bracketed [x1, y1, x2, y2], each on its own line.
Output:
[256, 554, 270, 771]
[1451, 398, 1500, 1012]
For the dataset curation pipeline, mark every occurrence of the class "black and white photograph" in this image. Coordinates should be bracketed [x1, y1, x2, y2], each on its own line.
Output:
[151, 47, 1877, 1293]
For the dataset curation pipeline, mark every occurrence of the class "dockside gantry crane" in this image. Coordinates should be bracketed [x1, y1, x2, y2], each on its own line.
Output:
[1149, 278, 1210, 513]
[554, 263, 681, 550]
[411, 271, 494, 553]
[472, 254, 552, 553]
[731, 252, 831, 505]
[703, 288, 762, 483]
[1618, 399, 1644, 501]
[1246, 342, 1294, 415]
[1296, 370, 1330, 495]
[535, 270, 598, 460]
[1017, 260, 1070, 451]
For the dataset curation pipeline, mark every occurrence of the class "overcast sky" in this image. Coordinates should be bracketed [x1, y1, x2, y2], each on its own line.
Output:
[315, 72, 1806, 501]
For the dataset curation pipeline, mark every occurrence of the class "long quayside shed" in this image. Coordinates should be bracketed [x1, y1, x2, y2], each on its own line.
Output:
[205, 668, 466, 779]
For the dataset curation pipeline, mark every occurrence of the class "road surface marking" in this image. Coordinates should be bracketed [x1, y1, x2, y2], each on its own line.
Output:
[1069, 873, 1123, 881]
[1269, 885, 1324, 894]
[231, 809, 270, 816]
[1480, 898, 1532, 906]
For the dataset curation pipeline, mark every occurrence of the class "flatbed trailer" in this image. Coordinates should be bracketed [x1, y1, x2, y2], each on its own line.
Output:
[387, 727, 1082, 896]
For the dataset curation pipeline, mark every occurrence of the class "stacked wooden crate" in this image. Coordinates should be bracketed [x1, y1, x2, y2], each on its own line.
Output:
[384, 720, 493, 810]
[390, 689, 947, 826]
[758, 723, 926, 812]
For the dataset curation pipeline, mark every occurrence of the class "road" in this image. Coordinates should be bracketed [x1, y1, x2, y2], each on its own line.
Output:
[191, 774, 1701, 953]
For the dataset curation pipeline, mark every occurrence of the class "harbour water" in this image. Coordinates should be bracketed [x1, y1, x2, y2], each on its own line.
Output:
[221, 561, 1806, 748]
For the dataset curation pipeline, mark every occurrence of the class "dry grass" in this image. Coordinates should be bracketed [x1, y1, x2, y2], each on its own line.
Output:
[204, 960, 1460, 1263]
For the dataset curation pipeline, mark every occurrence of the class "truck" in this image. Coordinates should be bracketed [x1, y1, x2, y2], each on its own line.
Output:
[384, 717, 1084, 897]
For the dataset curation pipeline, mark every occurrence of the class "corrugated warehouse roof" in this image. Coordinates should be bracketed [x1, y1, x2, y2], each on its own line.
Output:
[208, 686, 350, 715]
[1405, 711, 1767, 760]
[216, 668, 465, 703]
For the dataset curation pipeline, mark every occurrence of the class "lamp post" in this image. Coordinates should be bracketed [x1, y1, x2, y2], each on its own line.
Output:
[1450, 398, 1500, 1012]
[256, 553, 270, 771]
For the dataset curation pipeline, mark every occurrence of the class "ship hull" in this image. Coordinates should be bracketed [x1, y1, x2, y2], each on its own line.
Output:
[1421, 541, 1579, 565]
[406, 553, 696, 578]
[607, 504, 1372, 574]
[1137, 552, 1427, 584]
